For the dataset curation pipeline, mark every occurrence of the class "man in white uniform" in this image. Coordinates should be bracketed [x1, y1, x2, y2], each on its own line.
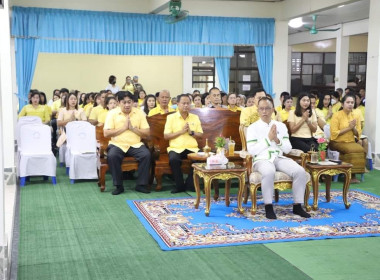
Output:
[246, 96, 311, 219]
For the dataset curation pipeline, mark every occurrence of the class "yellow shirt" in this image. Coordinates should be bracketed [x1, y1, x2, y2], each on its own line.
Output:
[98, 110, 109, 124]
[330, 110, 361, 143]
[276, 109, 291, 122]
[332, 102, 342, 114]
[138, 99, 145, 106]
[18, 104, 51, 123]
[84, 103, 94, 118]
[227, 105, 242, 112]
[240, 106, 259, 127]
[356, 105, 365, 128]
[164, 111, 203, 153]
[148, 104, 175, 117]
[288, 110, 317, 138]
[316, 107, 331, 124]
[240, 105, 275, 126]
[104, 107, 149, 152]
[124, 84, 135, 93]
[275, 105, 295, 113]
[51, 99, 61, 112]
[89, 106, 107, 121]
[57, 108, 87, 122]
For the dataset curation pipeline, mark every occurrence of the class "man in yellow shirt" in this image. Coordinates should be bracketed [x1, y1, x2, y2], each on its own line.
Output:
[240, 89, 266, 127]
[164, 94, 203, 193]
[104, 91, 151, 195]
[148, 90, 175, 116]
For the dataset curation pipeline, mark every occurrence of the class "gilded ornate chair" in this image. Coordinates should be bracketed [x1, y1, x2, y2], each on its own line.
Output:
[239, 125, 311, 214]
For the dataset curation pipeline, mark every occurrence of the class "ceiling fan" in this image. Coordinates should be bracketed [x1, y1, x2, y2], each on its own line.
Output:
[303, 15, 340, 34]
[165, 0, 189, 24]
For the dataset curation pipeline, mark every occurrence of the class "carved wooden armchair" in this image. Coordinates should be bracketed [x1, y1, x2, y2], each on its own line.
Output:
[239, 125, 311, 214]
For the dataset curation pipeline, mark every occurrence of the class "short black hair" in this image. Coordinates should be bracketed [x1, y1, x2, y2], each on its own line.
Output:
[280, 91, 290, 98]
[116, 91, 134, 102]
[253, 88, 266, 97]
[282, 95, 292, 109]
[177, 94, 191, 103]
[209, 87, 220, 93]
[109, 75, 116, 84]
[60, 88, 69, 94]
[257, 96, 274, 108]
[331, 91, 340, 100]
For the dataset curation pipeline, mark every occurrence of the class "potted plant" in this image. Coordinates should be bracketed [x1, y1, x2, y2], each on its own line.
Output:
[317, 137, 327, 161]
[214, 136, 226, 154]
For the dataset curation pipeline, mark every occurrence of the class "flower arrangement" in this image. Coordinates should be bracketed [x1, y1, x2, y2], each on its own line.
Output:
[317, 137, 327, 152]
[214, 136, 226, 149]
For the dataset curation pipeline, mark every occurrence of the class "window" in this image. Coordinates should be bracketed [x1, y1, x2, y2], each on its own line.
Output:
[229, 46, 262, 95]
[291, 51, 367, 96]
[348, 52, 367, 86]
[291, 52, 335, 96]
[192, 57, 215, 93]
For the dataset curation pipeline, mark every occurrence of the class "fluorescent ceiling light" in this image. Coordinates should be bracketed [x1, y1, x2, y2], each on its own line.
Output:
[288, 17, 303, 28]
[239, 54, 246, 58]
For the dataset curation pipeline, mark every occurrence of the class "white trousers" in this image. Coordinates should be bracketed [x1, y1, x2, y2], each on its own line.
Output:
[253, 157, 307, 205]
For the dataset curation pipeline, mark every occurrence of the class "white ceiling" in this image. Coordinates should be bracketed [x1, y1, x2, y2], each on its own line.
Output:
[288, 0, 370, 34]
[10, 0, 370, 34]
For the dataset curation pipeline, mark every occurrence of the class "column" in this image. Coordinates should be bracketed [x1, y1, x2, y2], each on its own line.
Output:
[335, 26, 349, 90]
[365, 0, 380, 168]
[273, 20, 290, 106]
[182, 57, 193, 93]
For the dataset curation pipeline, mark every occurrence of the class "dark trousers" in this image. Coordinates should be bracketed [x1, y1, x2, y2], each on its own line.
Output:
[169, 150, 194, 190]
[107, 144, 151, 189]
[51, 119, 57, 150]
[290, 136, 318, 153]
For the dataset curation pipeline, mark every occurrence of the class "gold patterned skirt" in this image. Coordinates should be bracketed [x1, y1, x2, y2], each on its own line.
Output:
[329, 141, 365, 174]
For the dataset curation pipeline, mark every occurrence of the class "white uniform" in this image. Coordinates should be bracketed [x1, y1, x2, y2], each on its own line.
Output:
[246, 119, 307, 204]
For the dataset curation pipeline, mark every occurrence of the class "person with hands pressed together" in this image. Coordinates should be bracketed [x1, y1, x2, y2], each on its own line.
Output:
[246, 97, 311, 220]
[288, 93, 318, 152]
[164, 94, 203, 193]
[329, 94, 365, 184]
[104, 91, 151, 195]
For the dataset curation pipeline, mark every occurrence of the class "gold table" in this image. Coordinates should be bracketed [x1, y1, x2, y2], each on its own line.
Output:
[192, 162, 246, 216]
[305, 161, 352, 210]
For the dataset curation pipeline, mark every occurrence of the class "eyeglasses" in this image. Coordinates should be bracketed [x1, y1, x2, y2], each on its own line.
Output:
[258, 107, 273, 112]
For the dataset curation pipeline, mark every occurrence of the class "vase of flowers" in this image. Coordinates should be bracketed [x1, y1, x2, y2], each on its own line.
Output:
[214, 136, 226, 155]
[317, 137, 327, 161]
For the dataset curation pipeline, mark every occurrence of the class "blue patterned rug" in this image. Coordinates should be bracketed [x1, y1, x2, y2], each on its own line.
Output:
[127, 190, 380, 251]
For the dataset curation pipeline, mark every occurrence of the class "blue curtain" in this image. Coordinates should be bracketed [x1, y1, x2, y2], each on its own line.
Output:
[12, 7, 274, 46]
[255, 46, 273, 96]
[15, 38, 40, 109]
[215, 58, 231, 93]
[38, 39, 234, 57]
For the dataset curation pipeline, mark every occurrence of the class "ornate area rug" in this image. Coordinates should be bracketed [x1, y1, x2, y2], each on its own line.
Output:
[127, 190, 380, 251]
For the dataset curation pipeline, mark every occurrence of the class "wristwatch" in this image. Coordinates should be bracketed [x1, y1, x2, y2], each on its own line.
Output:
[190, 131, 195, 136]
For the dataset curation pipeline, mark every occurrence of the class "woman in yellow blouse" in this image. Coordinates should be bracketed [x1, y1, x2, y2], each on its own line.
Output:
[329, 94, 365, 183]
[276, 95, 293, 122]
[316, 92, 333, 124]
[288, 93, 318, 152]
[18, 91, 51, 124]
[57, 93, 87, 127]
[227, 93, 242, 112]
[83, 93, 95, 118]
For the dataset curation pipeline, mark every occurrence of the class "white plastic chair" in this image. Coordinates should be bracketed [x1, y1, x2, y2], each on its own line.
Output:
[16, 117, 43, 176]
[65, 121, 98, 183]
[19, 124, 57, 186]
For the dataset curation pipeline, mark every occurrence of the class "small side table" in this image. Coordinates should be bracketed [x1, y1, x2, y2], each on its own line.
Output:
[192, 163, 247, 216]
[305, 161, 352, 210]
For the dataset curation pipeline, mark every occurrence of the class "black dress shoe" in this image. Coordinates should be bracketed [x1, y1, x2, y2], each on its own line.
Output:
[265, 204, 277, 219]
[135, 186, 150, 194]
[293, 204, 311, 218]
[171, 188, 186, 194]
[112, 187, 124, 195]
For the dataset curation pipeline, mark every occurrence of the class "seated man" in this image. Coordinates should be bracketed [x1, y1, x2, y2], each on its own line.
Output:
[164, 94, 203, 193]
[207, 87, 225, 108]
[246, 96, 310, 219]
[148, 89, 175, 116]
[104, 91, 151, 195]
